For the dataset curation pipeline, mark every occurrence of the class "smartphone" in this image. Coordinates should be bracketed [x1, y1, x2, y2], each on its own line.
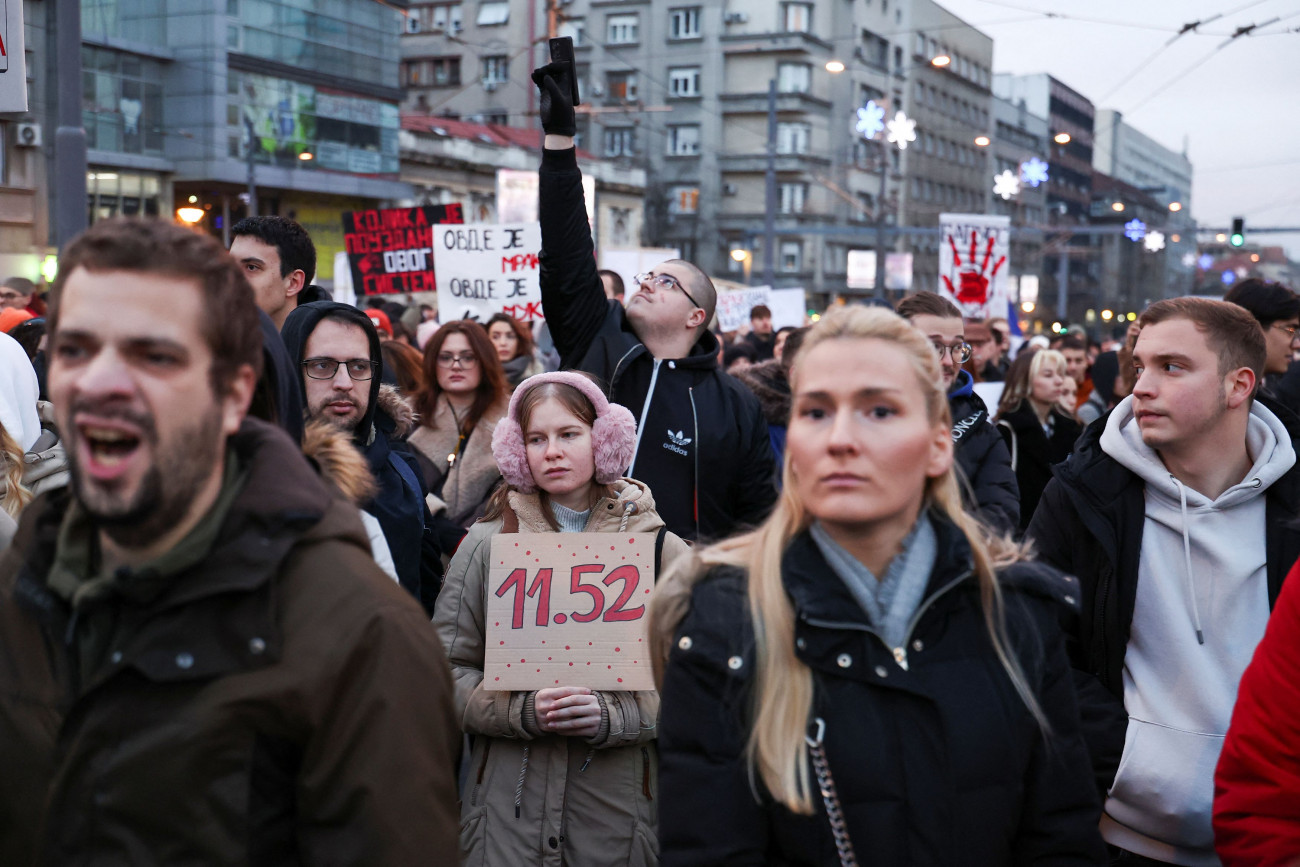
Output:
[547, 36, 580, 106]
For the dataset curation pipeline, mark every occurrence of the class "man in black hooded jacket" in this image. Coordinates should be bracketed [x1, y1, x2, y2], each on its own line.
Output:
[531, 61, 777, 542]
[281, 302, 436, 607]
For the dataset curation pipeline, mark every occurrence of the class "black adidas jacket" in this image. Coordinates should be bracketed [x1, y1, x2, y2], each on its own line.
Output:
[538, 147, 777, 542]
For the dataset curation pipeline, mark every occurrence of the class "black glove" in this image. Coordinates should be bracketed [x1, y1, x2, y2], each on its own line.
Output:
[531, 61, 577, 137]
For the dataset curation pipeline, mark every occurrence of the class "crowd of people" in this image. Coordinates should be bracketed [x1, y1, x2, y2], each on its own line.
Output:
[0, 59, 1299, 866]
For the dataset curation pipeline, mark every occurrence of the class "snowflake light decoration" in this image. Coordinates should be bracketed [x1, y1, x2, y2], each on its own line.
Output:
[1143, 231, 1165, 253]
[1222, 271, 1237, 286]
[1197, 253, 1215, 270]
[885, 111, 917, 150]
[1182, 252, 1197, 268]
[1019, 157, 1049, 187]
[855, 101, 886, 140]
[993, 170, 1021, 200]
[1123, 219, 1147, 243]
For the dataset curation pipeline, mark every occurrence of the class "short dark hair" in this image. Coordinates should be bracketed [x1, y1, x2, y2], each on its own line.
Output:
[750, 304, 772, 321]
[3, 276, 35, 295]
[1138, 297, 1266, 380]
[1224, 279, 1300, 328]
[598, 269, 625, 297]
[51, 218, 263, 394]
[896, 291, 962, 320]
[231, 216, 317, 284]
[1059, 335, 1086, 353]
[780, 326, 810, 371]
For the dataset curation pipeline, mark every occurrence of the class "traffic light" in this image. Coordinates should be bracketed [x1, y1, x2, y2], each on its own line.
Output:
[1230, 217, 1245, 247]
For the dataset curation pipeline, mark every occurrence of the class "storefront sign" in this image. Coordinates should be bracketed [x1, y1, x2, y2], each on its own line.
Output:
[485, 533, 656, 691]
[434, 222, 544, 322]
[342, 203, 463, 295]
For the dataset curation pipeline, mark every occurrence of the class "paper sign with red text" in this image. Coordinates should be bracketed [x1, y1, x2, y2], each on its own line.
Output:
[485, 533, 656, 691]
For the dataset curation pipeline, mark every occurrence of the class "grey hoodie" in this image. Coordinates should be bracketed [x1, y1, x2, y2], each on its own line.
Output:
[1097, 395, 1296, 866]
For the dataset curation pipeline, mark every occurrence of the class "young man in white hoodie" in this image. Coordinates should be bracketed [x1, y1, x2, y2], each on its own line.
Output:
[1028, 296, 1300, 867]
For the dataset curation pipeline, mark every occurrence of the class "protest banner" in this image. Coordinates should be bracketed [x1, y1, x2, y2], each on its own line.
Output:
[0, 0, 28, 112]
[485, 533, 656, 691]
[341, 203, 463, 296]
[938, 213, 1011, 319]
[434, 222, 544, 322]
[715, 286, 772, 332]
[767, 288, 807, 330]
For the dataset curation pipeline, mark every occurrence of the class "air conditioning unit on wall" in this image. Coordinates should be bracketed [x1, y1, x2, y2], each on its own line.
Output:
[724, 12, 749, 24]
[17, 123, 41, 147]
[722, 183, 738, 196]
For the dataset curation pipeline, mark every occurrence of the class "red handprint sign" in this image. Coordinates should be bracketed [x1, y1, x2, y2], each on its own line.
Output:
[941, 230, 1008, 308]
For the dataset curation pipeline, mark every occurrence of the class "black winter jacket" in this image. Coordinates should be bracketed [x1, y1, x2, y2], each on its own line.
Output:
[949, 372, 1019, 534]
[538, 147, 777, 541]
[996, 402, 1083, 532]
[658, 514, 1107, 866]
[1026, 397, 1300, 798]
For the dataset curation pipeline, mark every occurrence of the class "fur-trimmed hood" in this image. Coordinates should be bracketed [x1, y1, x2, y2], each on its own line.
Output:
[733, 359, 791, 426]
[301, 419, 376, 506]
[376, 384, 416, 439]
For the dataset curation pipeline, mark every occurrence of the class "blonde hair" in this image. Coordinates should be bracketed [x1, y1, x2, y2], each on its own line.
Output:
[651, 305, 1044, 815]
[0, 422, 31, 517]
[997, 348, 1066, 418]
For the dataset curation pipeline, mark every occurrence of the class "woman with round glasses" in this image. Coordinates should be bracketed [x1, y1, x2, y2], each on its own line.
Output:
[994, 349, 1082, 532]
[411, 321, 510, 528]
[897, 292, 1020, 535]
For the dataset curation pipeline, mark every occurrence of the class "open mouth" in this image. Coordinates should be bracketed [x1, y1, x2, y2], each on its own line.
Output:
[80, 425, 143, 474]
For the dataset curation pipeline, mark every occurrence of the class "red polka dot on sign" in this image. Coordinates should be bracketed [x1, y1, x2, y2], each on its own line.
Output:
[644, 589, 650, 594]
[520, 659, 526, 663]
[586, 662, 591, 666]
[569, 662, 574, 666]
[548, 657, 553, 661]
[618, 678, 624, 683]
[555, 680, 560, 684]
[507, 664, 511, 667]
[525, 550, 531, 555]
[611, 546, 616, 551]
[628, 537, 635, 544]
[515, 542, 519, 547]
[536, 669, 541, 672]
[607, 665, 612, 669]
[588, 642, 593, 646]
[499, 641, 505, 645]
[554, 613, 568, 624]
[615, 647, 621, 652]
[638, 638, 643, 642]
[584, 545, 589, 549]
[495, 622, 500, 627]
[565, 646, 570, 650]
[634, 660, 638, 663]
[495, 677, 500, 681]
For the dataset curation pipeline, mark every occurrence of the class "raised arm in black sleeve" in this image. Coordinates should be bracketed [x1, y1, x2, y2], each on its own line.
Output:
[537, 148, 607, 369]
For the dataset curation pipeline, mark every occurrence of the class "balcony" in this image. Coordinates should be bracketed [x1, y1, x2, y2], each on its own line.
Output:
[718, 152, 831, 173]
[720, 31, 833, 54]
[719, 91, 831, 114]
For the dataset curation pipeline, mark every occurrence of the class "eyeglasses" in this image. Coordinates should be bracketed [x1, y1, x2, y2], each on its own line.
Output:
[931, 340, 973, 363]
[1272, 323, 1300, 338]
[633, 271, 703, 311]
[436, 352, 480, 369]
[302, 357, 378, 380]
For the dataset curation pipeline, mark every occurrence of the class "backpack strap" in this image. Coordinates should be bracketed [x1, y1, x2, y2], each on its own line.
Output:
[654, 525, 667, 582]
[996, 419, 1018, 472]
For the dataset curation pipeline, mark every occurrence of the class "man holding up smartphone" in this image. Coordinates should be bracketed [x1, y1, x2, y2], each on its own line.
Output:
[531, 50, 777, 543]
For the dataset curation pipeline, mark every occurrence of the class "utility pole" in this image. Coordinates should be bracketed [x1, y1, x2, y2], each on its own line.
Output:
[762, 79, 777, 287]
[244, 117, 258, 217]
[53, 0, 87, 247]
[874, 138, 889, 302]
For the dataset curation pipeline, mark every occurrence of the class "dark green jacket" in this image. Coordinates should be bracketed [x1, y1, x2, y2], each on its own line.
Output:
[0, 419, 460, 865]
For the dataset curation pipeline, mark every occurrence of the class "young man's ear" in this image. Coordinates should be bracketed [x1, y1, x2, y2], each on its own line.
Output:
[1224, 366, 1258, 410]
[286, 269, 307, 299]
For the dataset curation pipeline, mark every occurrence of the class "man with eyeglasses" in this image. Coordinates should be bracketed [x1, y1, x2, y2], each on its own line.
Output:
[1225, 279, 1300, 411]
[530, 61, 777, 542]
[282, 301, 434, 607]
[897, 291, 1019, 533]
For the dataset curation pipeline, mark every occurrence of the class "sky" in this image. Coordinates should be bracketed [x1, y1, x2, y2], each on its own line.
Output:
[936, 0, 1300, 258]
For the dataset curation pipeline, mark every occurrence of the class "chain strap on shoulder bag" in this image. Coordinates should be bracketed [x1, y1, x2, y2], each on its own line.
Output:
[806, 717, 859, 867]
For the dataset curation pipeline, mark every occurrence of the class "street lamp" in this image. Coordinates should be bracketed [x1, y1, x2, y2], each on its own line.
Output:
[1168, 202, 1182, 212]
[973, 135, 990, 147]
[825, 59, 846, 73]
[176, 207, 205, 224]
[931, 54, 951, 67]
[1101, 309, 1114, 322]
[1111, 202, 1125, 212]
[1053, 132, 1071, 145]
[298, 152, 314, 161]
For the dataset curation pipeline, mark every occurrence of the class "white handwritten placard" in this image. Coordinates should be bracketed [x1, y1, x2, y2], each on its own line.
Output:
[434, 222, 544, 323]
[485, 533, 656, 691]
[715, 286, 772, 333]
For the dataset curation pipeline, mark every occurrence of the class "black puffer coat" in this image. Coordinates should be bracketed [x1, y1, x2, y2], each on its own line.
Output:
[949, 371, 1019, 534]
[996, 402, 1083, 532]
[657, 513, 1107, 866]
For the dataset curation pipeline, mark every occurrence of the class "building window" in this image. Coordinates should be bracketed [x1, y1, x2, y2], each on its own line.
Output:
[861, 29, 889, 70]
[482, 55, 508, 84]
[86, 169, 163, 222]
[421, 2, 464, 34]
[476, 1, 509, 26]
[781, 2, 812, 33]
[403, 56, 461, 87]
[779, 183, 807, 213]
[667, 125, 701, 155]
[606, 70, 638, 100]
[669, 7, 701, 39]
[668, 67, 700, 97]
[81, 46, 165, 156]
[776, 122, 810, 154]
[558, 16, 586, 46]
[604, 127, 636, 157]
[777, 62, 811, 93]
[780, 240, 802, 272]
[607, 13, 639, 44]
[668, 185, 700, 214]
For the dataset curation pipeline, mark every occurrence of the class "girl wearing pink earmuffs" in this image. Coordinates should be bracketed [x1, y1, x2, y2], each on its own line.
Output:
[432, 371, 692, 867]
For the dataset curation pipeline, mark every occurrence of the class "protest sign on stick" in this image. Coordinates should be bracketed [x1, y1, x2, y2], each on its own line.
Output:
[938, 213, 1011, 319]
[435, 222, 544, 323]
[342, 203, 463, 296]
[485, 533, 656, 691]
